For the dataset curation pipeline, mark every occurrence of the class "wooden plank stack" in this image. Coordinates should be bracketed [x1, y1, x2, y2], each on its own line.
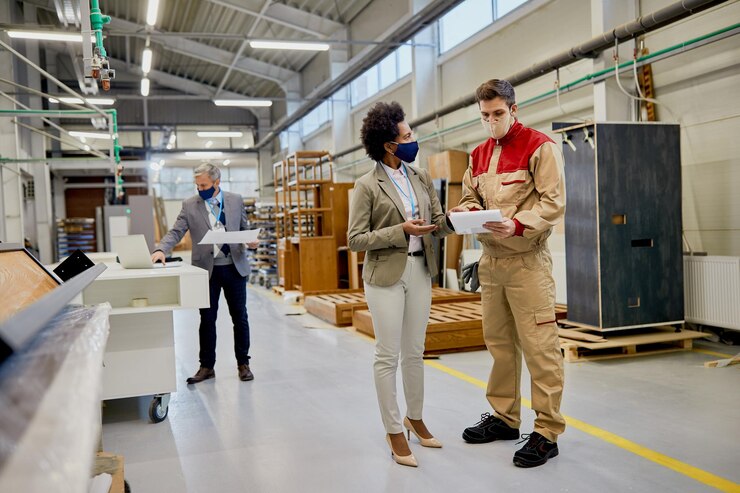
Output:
[353, 301, 486, 354]
[305, 287, 481, 327]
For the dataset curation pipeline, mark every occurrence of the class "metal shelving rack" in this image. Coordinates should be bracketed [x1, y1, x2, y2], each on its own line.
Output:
[245, 199, 277, 289]
[56, 218, 96, 260]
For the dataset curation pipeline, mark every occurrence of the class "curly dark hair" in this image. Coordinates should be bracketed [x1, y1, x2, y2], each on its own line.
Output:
[360, 101, 406, 162]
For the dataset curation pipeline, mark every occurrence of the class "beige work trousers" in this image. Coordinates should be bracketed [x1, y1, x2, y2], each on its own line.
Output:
[364, 256, 431, 434]
[478, 247, 565, 442]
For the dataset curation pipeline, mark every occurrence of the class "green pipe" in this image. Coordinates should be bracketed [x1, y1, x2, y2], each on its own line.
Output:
[0, 107, 122, 164]
[519, 22, 740, 107]
[335, 22, 739, 171]
[89, 0, 111, 58]
[0, 157, 105, 163]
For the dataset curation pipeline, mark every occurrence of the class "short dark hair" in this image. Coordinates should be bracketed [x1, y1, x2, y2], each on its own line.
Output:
[475, 79, 515, 107]
[360, 101, 406, 162]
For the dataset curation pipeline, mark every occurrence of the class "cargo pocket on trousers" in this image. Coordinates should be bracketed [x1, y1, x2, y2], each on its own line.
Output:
[534, 307, 558, 352]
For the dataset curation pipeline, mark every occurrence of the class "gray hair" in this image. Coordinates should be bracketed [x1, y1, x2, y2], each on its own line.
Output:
[193, 163, 221, 181]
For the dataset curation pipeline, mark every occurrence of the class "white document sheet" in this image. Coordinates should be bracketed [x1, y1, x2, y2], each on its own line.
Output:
[449, 210, 503, 234]
[198, 229, 261, 245]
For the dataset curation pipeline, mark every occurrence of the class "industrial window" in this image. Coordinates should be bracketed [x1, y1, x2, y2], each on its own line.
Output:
[279, 122, 301, 150]
[302, 100, 332, 136]
[439, 0, 528, 54]
[152, 166, 258, 199]
[350, 45, 413, 107]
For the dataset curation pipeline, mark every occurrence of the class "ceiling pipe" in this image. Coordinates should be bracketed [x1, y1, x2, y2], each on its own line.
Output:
[328, 0, 728, 159]
[254, 0, 467, 150]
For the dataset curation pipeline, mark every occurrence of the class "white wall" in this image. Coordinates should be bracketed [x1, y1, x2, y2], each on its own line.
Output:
[291, 0, 740, 260]
[640, 0, 740, 255]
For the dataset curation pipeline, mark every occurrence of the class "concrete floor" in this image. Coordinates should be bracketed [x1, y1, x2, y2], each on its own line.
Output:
[102, 287, 740, 493]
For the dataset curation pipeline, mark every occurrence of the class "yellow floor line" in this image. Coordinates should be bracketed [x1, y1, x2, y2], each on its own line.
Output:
[692, 348, 735, 359]
[424, 359, 740, 493]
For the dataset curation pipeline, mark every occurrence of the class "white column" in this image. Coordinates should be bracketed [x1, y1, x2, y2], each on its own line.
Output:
[591, 0, 637, 122]
[411, 0, 440, 167]
[254, 107, 274, 199]
[329, 28, 353, 182]
[0, 3, 23, 243]
[23, 5, 53, 262]
[281, 75, 303, 153]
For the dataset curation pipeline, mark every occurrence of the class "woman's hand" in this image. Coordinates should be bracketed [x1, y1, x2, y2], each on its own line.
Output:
[402, 219, 437, 236]
[447, 206, 467, 215]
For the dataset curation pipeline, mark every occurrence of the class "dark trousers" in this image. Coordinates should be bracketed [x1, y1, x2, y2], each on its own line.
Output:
[198, 264, 250, 368]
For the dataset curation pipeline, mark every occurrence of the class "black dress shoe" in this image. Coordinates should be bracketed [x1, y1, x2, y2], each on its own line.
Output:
[186, 367, 215, 384]
[238, 364, 254, 381]
[513, 432, 559, 468]
[462, 412, 520, 443]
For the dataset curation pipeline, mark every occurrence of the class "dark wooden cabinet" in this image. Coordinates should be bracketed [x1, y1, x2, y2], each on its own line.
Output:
[555, 122, 684, 330]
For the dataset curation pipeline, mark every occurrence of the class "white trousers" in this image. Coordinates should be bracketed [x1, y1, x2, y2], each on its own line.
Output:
[364, 256, 431, 434]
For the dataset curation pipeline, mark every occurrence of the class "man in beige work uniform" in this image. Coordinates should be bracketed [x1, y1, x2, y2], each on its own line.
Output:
[452, 79, 566, 468]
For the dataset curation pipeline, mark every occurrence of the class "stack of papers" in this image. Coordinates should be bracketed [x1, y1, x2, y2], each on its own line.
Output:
[198, 229, 261, 244]
[449, 210, 503, 234]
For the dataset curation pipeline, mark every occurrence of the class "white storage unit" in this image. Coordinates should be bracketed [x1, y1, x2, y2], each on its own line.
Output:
[80, 263, 209, 422]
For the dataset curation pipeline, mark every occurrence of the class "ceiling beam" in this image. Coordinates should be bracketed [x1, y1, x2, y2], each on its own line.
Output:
[108, 17, 297, 85]
[207, 0, 343, 39]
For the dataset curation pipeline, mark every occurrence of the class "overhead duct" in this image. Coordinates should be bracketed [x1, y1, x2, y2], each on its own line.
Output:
[328, 0, 729, 159]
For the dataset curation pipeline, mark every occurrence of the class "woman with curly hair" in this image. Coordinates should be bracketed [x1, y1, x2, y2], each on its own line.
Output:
[348, 101, 454, 467]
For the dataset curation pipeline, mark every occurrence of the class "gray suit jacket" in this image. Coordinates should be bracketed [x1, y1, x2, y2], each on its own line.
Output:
[156, 191, 251, 278]
[347, 163, 453, 287]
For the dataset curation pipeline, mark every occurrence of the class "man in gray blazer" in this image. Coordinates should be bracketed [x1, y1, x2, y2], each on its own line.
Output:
[152, 163, 258, 383]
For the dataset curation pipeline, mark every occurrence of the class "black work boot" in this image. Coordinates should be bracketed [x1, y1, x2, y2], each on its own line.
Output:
[462, 412, 520, 444]
[513, 432, 559, 468]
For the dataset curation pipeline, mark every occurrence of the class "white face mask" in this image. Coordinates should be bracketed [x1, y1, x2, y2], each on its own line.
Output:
[481, 111, 514, 140]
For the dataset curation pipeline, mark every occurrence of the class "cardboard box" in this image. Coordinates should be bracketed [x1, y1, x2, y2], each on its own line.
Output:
[428, 150, 469, 183]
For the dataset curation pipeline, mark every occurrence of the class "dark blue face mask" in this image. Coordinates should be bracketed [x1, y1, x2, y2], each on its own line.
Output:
[392, 141, 419, 163]
[198, 186, 216, 200]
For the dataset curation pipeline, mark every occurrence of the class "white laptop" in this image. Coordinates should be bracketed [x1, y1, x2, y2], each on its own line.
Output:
[111, 234, 182, 269]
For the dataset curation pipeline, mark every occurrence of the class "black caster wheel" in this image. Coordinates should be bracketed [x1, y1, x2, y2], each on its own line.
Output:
[149, 396, 168, 423]
[265, 280, 272, 289]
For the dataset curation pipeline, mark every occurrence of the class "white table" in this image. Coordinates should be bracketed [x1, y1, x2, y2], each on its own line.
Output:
[79, 262, 209, 422]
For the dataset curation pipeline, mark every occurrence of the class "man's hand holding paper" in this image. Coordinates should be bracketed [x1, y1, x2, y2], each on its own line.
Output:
[447, 209, 505, 234]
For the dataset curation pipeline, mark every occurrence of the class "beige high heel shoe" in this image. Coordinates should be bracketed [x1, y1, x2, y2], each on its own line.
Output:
[404, 417, 443, 448]
[386, 434, 418, 467]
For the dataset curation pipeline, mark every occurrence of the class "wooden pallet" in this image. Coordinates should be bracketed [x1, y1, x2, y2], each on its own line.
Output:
[353, 301, 486, 354]
[559, 326, 708, 362]
[306, 288, 481, 327]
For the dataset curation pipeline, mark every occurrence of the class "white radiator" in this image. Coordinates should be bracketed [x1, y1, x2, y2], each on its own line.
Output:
[684, 255, 740, 331]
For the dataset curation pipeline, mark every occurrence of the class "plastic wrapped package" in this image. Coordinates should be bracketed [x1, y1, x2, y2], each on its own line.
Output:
[0, 303, 111, 493]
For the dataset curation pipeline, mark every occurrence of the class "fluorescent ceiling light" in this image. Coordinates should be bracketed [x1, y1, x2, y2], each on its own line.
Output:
[141, 78, 150, 97]
[69, 131, 113, 140]
[141, 48, 153, 74]
[184, 151, 223, 158]
[197, 131, 243, 138]
[223, 159, 231, 166]
[49, 96, 115, 105]
[7, 30, 95, 43]
[249, 40, 330, 51]
[213, 99, 272, 107]
[146, 0, 160, 26]
[205, 140, 213, 148]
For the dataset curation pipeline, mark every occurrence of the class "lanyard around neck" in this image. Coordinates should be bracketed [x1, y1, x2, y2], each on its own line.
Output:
[387, 163, 416, 219]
